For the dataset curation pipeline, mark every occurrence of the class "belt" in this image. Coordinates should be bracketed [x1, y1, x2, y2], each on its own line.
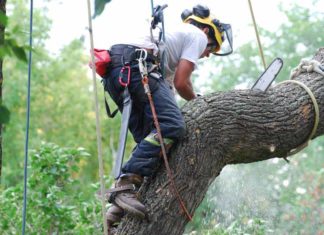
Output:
[109, 44, 158, 68]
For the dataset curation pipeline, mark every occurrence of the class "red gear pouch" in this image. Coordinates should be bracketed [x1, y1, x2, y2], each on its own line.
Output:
[89, 49, 111, 78]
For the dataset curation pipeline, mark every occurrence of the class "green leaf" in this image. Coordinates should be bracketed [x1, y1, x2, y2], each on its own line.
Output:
[0, 104, 10, 124]
[93, 0, 112, 18]
[0, 11, 8, 27]
[5, 38, 28, 62]
[11, 45, 27, 62]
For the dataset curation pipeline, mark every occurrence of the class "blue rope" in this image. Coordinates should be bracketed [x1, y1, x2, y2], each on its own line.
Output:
[22, 0, 33, 234]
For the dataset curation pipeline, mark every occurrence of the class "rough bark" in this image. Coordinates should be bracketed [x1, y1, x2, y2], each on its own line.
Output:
[0, 0, 6, 181]
[116, 48, 324, 235]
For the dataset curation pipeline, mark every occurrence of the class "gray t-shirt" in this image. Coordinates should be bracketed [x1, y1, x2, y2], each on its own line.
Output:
[162, 23, 208, 83]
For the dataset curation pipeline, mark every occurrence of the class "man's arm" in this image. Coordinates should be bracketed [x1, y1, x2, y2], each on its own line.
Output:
[173, 59, 197, 101]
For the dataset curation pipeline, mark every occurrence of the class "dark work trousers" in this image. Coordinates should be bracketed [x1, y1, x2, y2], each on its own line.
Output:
[103, 64, 185, 177]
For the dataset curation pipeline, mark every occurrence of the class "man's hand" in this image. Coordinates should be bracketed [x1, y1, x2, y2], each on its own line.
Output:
[174, 59, 196, 101]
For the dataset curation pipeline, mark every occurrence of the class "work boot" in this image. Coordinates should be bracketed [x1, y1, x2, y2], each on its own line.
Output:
[106, 204, 124, 226]
[106, 205, 124, 235]
[107, 173, 147, 219]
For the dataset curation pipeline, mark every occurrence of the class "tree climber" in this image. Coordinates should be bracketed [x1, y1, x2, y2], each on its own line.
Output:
[103, 4, 233, 231]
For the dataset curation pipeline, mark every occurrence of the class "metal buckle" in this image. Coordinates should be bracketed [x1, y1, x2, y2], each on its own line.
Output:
[136, 49, 148, 77]
[135, 49, 147, 61]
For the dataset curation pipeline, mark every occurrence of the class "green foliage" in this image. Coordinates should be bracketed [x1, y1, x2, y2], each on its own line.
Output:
[0, 37, 28, 62]
[0, 142, 102, 235]
[2, 0, 123, 195]
[0, 6, 28, 62]
[93, 0, 112, 18]
[272, 139, 324, 233]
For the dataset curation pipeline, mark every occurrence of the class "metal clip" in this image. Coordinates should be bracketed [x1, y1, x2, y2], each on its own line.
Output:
[136, 48, 148, 61]
[136, 49, 148, 77]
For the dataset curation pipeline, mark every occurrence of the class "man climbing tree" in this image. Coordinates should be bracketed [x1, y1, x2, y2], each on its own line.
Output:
[91, 1, 324, 234]
[102, 4, 233, 233]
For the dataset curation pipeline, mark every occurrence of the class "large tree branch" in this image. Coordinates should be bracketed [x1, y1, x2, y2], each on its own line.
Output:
[116, 48, 324, 235]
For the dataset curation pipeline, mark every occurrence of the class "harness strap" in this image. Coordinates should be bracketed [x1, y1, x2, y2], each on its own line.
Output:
[102, 83, 118, 118]
[110, 44, 158, 69]
[104, 93, 118, 118]
[106, 184, 136, 194]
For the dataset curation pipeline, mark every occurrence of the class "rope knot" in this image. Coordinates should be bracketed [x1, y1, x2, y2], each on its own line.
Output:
[290, 58, 324, 79]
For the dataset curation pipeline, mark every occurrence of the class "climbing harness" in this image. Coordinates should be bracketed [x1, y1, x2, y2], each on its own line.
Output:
[276, 59, 323, 156]
[137, 49, 192, 221]
[86, 0, 108, 234]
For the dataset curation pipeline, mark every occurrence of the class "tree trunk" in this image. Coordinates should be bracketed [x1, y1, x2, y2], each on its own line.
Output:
[0, 0, 6, 181]
[115, 48, 324, 235]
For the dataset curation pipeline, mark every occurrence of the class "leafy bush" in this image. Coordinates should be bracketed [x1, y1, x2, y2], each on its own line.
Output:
[0, 143, 103, 235]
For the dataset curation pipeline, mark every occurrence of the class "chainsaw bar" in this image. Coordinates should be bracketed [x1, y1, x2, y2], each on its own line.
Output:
[252, 58, 283, 92]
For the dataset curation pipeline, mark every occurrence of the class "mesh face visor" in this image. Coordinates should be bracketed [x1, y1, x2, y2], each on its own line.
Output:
[183, 14, 233, 56]
[213, 23, 233, 56]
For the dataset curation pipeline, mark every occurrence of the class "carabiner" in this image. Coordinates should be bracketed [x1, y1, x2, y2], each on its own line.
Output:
[118, 65, 131, 87]
[135, 49, 148, 61]
[136, 49, 148, 78]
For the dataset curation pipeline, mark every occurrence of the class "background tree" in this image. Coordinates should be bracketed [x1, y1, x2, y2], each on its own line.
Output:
[0, 0, 6, 181]
[0, 0, 28, 182]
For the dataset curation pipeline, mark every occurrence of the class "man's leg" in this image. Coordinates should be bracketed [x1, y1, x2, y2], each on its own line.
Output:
[107, 74, 185, 225]
[122, 77, 185, 176]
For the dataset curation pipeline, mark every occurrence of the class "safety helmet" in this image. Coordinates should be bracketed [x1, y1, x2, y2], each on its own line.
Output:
[181, 5, 233, 56]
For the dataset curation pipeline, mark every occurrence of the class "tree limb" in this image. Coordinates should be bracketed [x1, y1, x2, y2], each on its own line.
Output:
[116, 48, 324, 235]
